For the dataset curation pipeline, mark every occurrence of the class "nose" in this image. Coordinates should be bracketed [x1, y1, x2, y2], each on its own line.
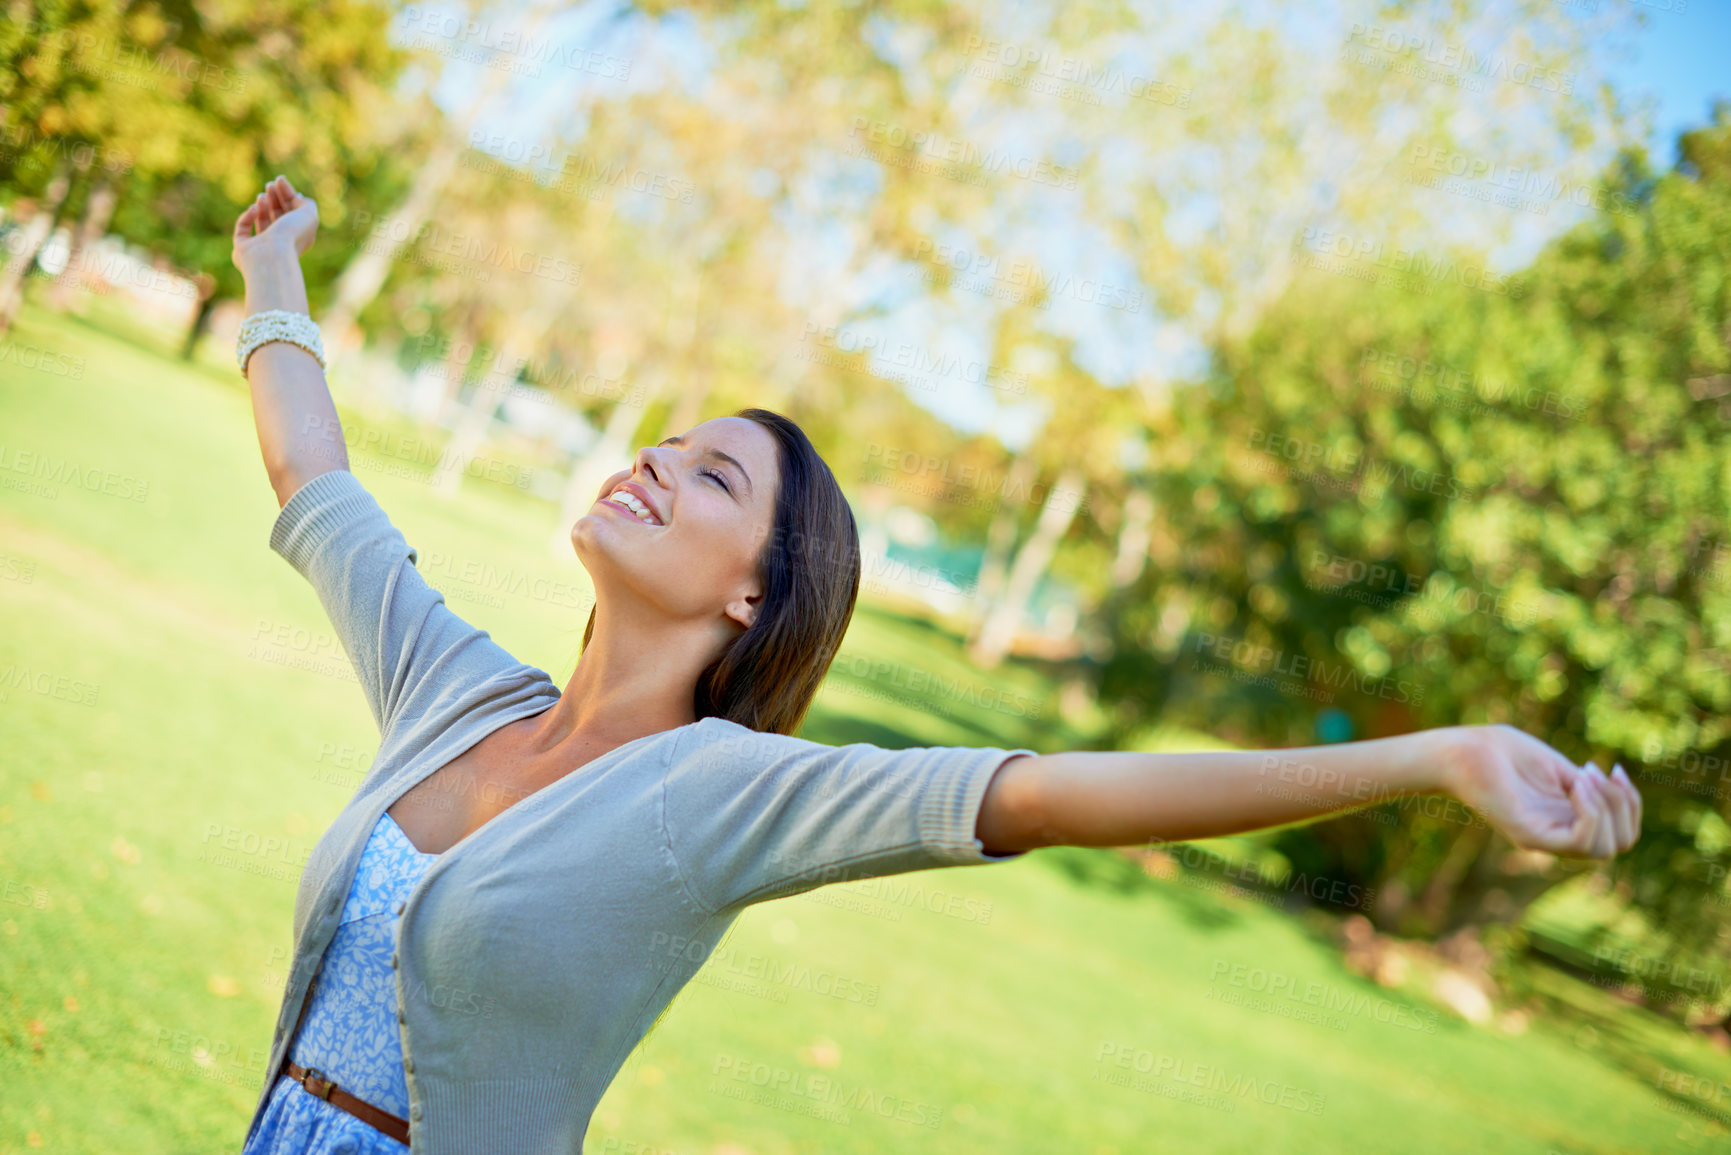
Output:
[632, 443, 670, 487]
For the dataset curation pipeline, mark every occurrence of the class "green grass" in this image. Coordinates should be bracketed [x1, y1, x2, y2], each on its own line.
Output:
[3, 290, 1730, 1153]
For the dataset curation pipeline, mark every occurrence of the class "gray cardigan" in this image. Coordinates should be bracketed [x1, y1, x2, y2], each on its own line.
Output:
[245, 468, 1036, 1153]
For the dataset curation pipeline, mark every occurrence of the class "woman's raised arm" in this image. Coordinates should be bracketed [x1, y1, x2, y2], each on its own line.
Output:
[231, 175, 349, 508]
[976, 723, 1642, 860]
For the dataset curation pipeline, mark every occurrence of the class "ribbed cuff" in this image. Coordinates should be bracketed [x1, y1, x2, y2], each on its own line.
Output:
[917, 746, 1039, 864]
[268, 468, 387, 573]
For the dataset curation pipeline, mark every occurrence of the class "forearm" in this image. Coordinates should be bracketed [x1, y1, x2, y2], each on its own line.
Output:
[239, 244, 348, 499]
[991, 728, 1463, 850]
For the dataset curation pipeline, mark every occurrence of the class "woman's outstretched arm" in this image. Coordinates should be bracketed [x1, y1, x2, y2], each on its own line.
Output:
[232, 175, 349, 508]
[976, 723, 1642, 860]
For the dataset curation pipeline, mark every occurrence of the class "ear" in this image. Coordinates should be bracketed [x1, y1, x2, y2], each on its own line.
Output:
[723, 587, 763, 632]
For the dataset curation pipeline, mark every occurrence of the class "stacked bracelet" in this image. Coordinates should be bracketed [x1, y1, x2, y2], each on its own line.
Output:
[237, 309, 327, 377]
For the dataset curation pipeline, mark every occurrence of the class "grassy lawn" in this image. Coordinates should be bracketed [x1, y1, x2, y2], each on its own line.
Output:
[2, 291, 1729, 1153]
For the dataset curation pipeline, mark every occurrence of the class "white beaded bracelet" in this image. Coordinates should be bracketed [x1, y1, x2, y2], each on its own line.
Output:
[237, 309, 327, 377]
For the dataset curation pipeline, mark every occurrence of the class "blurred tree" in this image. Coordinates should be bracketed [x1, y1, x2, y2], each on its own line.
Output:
[1095, 109, 1730, 1014]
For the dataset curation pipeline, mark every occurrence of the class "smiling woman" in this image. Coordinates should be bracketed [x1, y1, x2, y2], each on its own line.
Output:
[574, 412, 863, 737]
[228, 175, 1642, 1155]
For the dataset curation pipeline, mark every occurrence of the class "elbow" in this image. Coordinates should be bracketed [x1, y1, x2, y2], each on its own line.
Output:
[977, 754, 1064, 853]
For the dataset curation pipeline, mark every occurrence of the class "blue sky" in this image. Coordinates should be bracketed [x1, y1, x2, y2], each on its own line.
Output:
[1599, 1, 1730, 167]
[404, 2, 1729, 442]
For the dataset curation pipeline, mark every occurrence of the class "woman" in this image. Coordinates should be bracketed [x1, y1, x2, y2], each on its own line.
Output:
[230, 176, 1642, 1154]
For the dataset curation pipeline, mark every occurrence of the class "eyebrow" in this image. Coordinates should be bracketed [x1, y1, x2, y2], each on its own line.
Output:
[658, 435, 754, 497]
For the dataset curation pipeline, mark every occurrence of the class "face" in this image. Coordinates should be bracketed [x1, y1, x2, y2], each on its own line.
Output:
[572, 416, 781, 633]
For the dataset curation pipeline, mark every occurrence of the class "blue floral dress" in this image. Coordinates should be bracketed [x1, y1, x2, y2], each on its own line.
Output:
[244, 812, 439, 1154]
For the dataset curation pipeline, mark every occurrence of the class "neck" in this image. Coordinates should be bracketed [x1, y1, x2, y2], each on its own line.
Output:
[526, 598, 732, 755]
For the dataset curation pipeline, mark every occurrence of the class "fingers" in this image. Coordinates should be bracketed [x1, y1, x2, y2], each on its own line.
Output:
[1612, 763, 1642, 850]
[1564, 768, 1612, 859]
[1583, 763, 1629, 855]
[233, 201, 258, 243]
[268, 175, 294, 214]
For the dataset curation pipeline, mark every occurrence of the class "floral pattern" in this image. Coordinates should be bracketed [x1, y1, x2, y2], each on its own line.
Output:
[244, 812, 439, 1154]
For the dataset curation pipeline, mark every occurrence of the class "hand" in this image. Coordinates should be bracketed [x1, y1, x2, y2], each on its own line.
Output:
[232, 175, 319, 270]
[1441, 724, 1642, 859]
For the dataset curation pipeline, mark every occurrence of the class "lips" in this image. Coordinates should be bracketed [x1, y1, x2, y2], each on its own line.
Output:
[599, 478, 665, 525]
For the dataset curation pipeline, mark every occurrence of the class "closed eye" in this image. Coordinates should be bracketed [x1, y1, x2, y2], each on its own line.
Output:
[701, 467, 731, 494]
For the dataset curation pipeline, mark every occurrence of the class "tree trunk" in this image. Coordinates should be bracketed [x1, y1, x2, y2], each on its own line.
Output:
[1108, 488, 1155, 588]
[317, 2, 558, 358]
[181, 287, 218, 360]
[435, 317, 480, 428]
[0, 157, 74, 334]
[48, 176, 118, 313]
[967, 466, 1088, 668]
[964, 452, 1040, 644]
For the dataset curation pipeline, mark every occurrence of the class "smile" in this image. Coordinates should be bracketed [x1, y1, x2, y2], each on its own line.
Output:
[601, 487, 664, 526]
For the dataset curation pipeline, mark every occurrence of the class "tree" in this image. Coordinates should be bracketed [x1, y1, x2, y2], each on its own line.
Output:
[1094, 111, 1731, 1011]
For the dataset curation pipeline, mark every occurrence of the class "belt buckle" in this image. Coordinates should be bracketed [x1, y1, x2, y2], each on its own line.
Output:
[301, 1066, 338, 1101]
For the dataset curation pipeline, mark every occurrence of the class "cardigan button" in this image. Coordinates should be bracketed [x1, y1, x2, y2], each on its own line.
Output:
[395, 901, 406, 915]
[411, 1104, 423, 1121]
[390, 952, 398, 969]
[403, 1057, 414, 1074]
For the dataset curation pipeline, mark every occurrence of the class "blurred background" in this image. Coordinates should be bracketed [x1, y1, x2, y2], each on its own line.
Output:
[2, 0, 1729, 1151]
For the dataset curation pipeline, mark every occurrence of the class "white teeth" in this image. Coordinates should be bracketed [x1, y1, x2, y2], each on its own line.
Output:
[607, 488, 661, 525]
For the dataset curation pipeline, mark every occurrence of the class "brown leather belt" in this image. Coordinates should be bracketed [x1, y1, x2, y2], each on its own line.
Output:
[281, 1059, 411, 1144]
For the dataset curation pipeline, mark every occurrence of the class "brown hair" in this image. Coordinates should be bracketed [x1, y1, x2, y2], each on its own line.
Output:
[579, 407, 860, 735]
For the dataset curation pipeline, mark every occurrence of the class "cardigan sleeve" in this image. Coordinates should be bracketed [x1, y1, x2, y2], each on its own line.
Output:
[661, 716, 1039, 914]
[267, 468, 523, 738]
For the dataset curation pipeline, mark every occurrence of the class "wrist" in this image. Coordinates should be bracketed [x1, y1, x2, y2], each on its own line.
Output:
[237, 238, 301, 274]
[241, 246, 310, 316]
[1415, 725, 1477, 800]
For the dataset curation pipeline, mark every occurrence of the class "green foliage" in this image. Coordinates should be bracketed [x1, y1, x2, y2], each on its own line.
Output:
[1096, 110, 1731, 996]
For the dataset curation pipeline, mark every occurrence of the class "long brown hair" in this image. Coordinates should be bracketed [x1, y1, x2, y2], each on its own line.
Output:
[579, 407, 860, 735]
